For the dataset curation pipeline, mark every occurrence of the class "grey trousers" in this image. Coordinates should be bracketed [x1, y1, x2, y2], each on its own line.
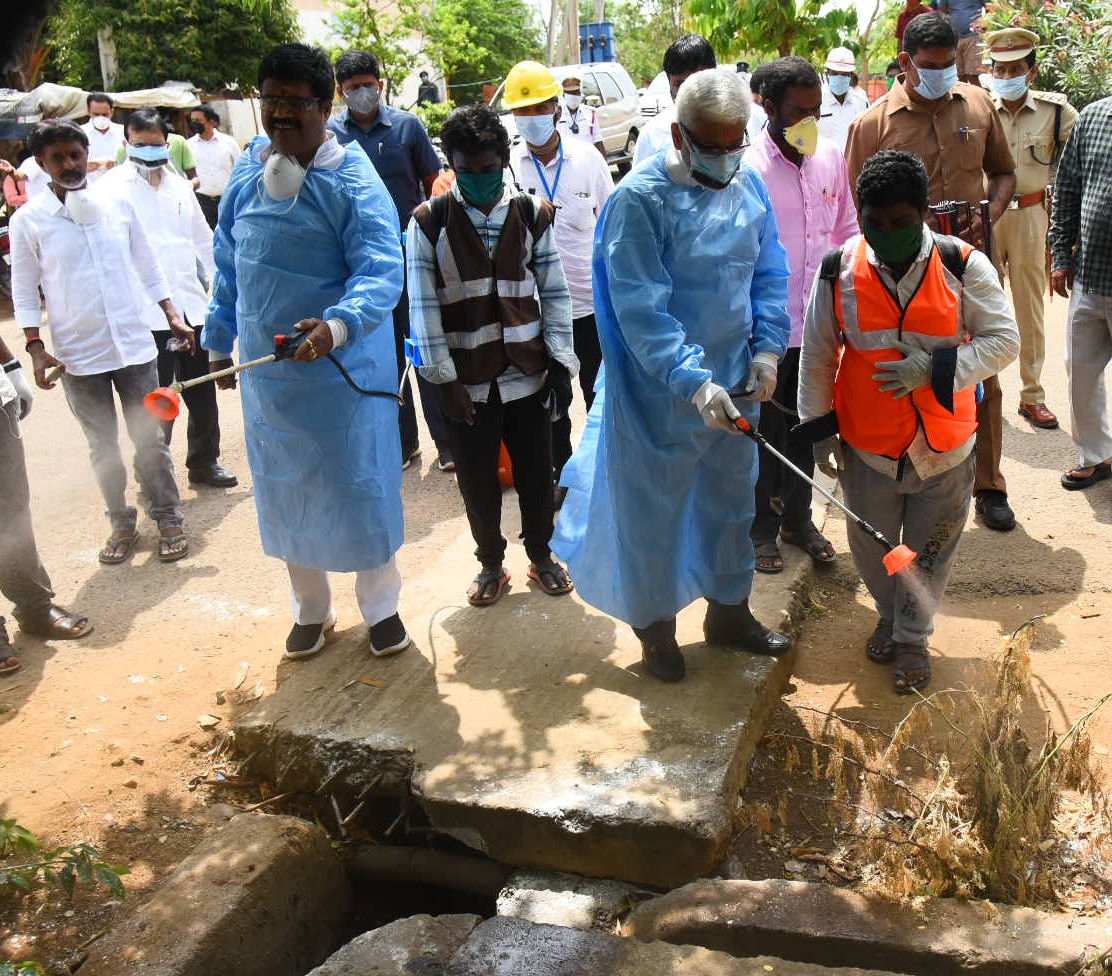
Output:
[61, 359, 183, 531]
[840, 445, 974, 647]
[1065, 285, 1112, 468]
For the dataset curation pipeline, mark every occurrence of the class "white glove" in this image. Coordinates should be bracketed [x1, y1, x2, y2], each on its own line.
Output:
[739, 352, 779, 402]
[3, 361, 34, 420]
[873, 340, 931, 398]
[692, 378, 741, 433]
[814, 435, 842, 479]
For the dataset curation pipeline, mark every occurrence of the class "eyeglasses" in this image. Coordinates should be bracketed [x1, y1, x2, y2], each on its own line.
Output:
[679, 123, 749, 157]
[260, 95, 319, 113]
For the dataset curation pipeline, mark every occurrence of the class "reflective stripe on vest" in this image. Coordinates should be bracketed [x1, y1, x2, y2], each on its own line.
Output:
[832, 236, 977, 457]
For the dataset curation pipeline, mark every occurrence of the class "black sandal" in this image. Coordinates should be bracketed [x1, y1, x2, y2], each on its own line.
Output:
[467, 567, 510, 606]
[16, 605, 93, 641]
[1061, 462, 1111, 491]
[865, 619, 896, 664]
[754, 541, 784, 574]
[893, 643, 931, 695]
[781, 524, 836, 563]
[99, 529, 139, 565]
[528, 559, 574, 596]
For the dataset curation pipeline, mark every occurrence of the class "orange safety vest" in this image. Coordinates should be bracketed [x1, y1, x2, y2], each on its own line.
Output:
[830, 235, 977, 458]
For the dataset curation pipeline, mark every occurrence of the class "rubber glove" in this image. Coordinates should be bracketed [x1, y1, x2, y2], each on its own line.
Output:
[440, 379, 476, 425]
[692, 378, 741, 433]
[873, 340, 931, 398]
[543, 360, 574, 421]
[739, 351, 779, 402]
[814, 435, 843, 479]
[3, 360, 34, 419]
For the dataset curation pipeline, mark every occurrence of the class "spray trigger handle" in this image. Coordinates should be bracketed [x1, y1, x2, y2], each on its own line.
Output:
[273, 331, 309, 360]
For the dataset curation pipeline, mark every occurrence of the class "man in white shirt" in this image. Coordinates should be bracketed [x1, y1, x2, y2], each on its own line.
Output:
[187, 104, 242, 229]
[557, 76, 605, 156]
[632, 34, 718, 168]
[818, 47, 870, 153]
[0, 333, 93, 677]
[99, 108, 238, 489]
[81, 92, 125, 183]
[10, 120, 194, 565]
[512, 65, 613, 492]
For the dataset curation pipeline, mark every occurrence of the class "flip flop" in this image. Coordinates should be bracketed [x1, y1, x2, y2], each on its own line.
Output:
[1061, 462, 1111, 491]
[16, 605, 93, 641]
[0, 655, 21, 676]
[467, 567, 510, 607]
[158, 528, 189, 563]
[99, 529, 140, 565]
[865, 619, 896, 664]
[754, 541, 784, 574]
[528, 560, 574, 596]
[781, 525, 836, 563]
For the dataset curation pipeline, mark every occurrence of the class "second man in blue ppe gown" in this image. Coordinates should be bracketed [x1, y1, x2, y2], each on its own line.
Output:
[552, 69, 794, 683]
[204, 43, 410, 661]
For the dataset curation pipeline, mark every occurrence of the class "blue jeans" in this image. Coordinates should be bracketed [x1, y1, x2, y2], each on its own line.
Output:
[61, 359, 183, 531]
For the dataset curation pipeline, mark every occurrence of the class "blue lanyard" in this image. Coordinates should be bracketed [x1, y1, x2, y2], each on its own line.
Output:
[529, 142, 564, 202]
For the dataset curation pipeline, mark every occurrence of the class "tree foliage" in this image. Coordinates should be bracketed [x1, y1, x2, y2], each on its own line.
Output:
[46, 0, 299, 93]
[982, 0, 1112, 109]
[331, 0, 420, 102]
[689, 0, 857, 60]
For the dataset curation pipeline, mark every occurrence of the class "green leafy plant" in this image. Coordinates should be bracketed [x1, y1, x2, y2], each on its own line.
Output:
[689, 0, 858, 61]
[0, 963, 47, 976]
[331, 0, 421, 103]
[0, 818, 128, 900]
[414, 99, 455, 140]
[982, 0, 1112, 110]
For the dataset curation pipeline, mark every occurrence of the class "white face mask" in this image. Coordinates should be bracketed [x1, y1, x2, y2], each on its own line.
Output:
[261, 152, 306, 201]
[91, 115, 111, 132]
[65, 189, 100, 224]
[564, 93, 582, 111]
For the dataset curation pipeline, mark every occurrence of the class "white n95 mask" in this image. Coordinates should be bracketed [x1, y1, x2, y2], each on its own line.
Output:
[261, 153, 307, 201]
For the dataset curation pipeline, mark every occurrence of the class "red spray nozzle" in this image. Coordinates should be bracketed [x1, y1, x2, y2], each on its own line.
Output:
[733, 415, 754, 434]
[883, 543, 917, 576]
[144, 387, 182, 421]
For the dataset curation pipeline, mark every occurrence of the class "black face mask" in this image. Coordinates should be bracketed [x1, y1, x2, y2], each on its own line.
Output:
[188, 120, 205, 136]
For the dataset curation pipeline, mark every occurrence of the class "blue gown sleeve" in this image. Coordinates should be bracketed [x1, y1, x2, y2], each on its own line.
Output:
[321, 171, 404, 339]
[597, 187, 712, 402]
[747, 176, 792, 360]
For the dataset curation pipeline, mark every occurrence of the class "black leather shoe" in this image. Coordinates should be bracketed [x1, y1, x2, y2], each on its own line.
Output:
[188, 464, 238, 488]
[704, 599, 791, 657]
[974, 490, 1015, 531]
[633, 618, 685, 682]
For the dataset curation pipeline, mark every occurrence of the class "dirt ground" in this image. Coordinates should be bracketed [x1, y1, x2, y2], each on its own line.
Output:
[2, 288, 1111, 969]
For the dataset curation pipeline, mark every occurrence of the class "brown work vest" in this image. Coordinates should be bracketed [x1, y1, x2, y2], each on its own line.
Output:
[412, 191, 553, 386]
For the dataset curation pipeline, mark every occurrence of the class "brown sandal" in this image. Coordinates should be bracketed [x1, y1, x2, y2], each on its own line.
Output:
[467, 567, 510, 606]
[865, 619, 896, 664]
[158, 527, 189, 563]
[0, 654, 21, 676]
[755, 541, 784, 574]
[99, 529, 140, 565]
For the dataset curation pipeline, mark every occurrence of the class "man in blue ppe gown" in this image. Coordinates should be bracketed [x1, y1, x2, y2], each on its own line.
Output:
[552, 69, 793, 683]
[204, 44, 410, 660]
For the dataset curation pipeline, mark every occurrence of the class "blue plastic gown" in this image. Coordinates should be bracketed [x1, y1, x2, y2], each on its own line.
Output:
[551, 153, 791, 628]
[204, 137, 404, 572]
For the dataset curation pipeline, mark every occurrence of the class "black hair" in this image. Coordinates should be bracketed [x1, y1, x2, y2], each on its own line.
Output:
[193, 104, 221, 123]
[902, 12, 959, 56]
[125, 107, 169, 139]
[749, 63, 769, 97]
[663, 34, 716, 76]
[335, 50, 381, 84]
[993, 52, 1037, 70]
[258, 43, 335, 101]
[760, 56, 821, 111]
[440, 103, 510, 165]
[857, 150, 930, 213]
[87, 92, 113, 109]
[736, 61, 750, 73]
[886, 59, 901, 73]
[29, 119, 88, 155]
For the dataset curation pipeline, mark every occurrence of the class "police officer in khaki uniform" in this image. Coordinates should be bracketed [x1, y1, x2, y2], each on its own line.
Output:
[986, 27, 1078, 429]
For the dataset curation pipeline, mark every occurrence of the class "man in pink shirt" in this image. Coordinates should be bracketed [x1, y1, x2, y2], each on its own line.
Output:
[746, 57, 859, 573]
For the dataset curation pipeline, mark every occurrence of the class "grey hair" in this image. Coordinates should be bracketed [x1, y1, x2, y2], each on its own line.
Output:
[675, 68, 752, 131]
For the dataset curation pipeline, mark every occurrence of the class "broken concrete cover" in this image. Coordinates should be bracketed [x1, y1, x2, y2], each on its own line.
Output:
[624, 879, 1112, 976]
[497, 868, 649, 931]
[304, 914, 482, 976]
[80, 813, 351, 976]
[234, 534, 812, 887]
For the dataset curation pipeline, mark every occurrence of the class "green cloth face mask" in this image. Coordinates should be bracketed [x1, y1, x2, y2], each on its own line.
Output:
[456, 170, 504, 207]
[864, 223, 923, 264]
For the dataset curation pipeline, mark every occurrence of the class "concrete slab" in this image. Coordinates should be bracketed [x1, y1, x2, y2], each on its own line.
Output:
[234, 522, 815, 888]
[304, 914, 481, 975]
[497, 868, 649, 931]
[80, 813, 351, 976]
[623, 879, 1112, 976]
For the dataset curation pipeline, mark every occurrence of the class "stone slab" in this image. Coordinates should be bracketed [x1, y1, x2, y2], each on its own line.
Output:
[235, 522, 815, 888]
[497, 868, 650, 931]
[305, 914, 481, 975]
[623, 879, 1112, 976]
[80, 813, 351, 976]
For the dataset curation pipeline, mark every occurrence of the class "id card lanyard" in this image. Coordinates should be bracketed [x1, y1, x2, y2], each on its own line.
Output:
[529, 141, 564, 203]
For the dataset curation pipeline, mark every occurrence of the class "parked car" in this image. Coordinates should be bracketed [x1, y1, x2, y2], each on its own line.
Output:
[490, 61, 641, 173]
[637, 72, 671, 118]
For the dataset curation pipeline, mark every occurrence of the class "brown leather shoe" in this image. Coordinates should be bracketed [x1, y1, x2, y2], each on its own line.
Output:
[1018, 402, 1058, 429]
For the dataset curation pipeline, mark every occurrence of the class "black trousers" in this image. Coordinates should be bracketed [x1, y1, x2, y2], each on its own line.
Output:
[751, 346, 816, 546]
[154, 322, 221, 471]
[195, 192, 220, 230]
[443, 386, 555, 567]
[393, 284, 448, 455]
[0, 401, 55, 623]
[553, 313, 603, 476]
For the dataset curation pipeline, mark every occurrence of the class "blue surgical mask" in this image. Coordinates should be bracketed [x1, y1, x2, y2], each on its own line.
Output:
[992, 74, 1029, 101]
[912, 63, 959, 100]
[128, 143, 170, 166]
[515, 112, 556, 147]
[827, 74, 852, 97]
[681, 135, 744, 190]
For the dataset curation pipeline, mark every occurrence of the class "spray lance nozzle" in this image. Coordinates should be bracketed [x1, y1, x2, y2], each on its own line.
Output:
[732, 415, 917, 577]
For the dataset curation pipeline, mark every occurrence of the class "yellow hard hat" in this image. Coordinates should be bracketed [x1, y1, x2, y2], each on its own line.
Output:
[502, 61, 562, 110]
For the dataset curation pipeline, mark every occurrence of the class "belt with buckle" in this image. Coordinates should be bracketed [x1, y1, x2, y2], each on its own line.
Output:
[1008, 189, 1046, 210]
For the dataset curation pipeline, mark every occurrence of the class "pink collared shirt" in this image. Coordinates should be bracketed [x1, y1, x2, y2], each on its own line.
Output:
[745, 129, 859, 347]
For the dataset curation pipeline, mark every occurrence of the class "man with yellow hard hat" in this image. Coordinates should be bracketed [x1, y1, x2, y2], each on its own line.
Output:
[503, 61, 613, 498]
[985, 26, 1078, 430]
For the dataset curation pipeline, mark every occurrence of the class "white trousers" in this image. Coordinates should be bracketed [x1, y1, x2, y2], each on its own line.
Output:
[287, 557, 402, 628]
[1065, 285, 1112, 467]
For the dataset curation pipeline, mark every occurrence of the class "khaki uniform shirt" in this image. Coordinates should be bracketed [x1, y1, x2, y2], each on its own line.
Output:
[990, 88, 1078, 194]
[846, 80, 1016, 207]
